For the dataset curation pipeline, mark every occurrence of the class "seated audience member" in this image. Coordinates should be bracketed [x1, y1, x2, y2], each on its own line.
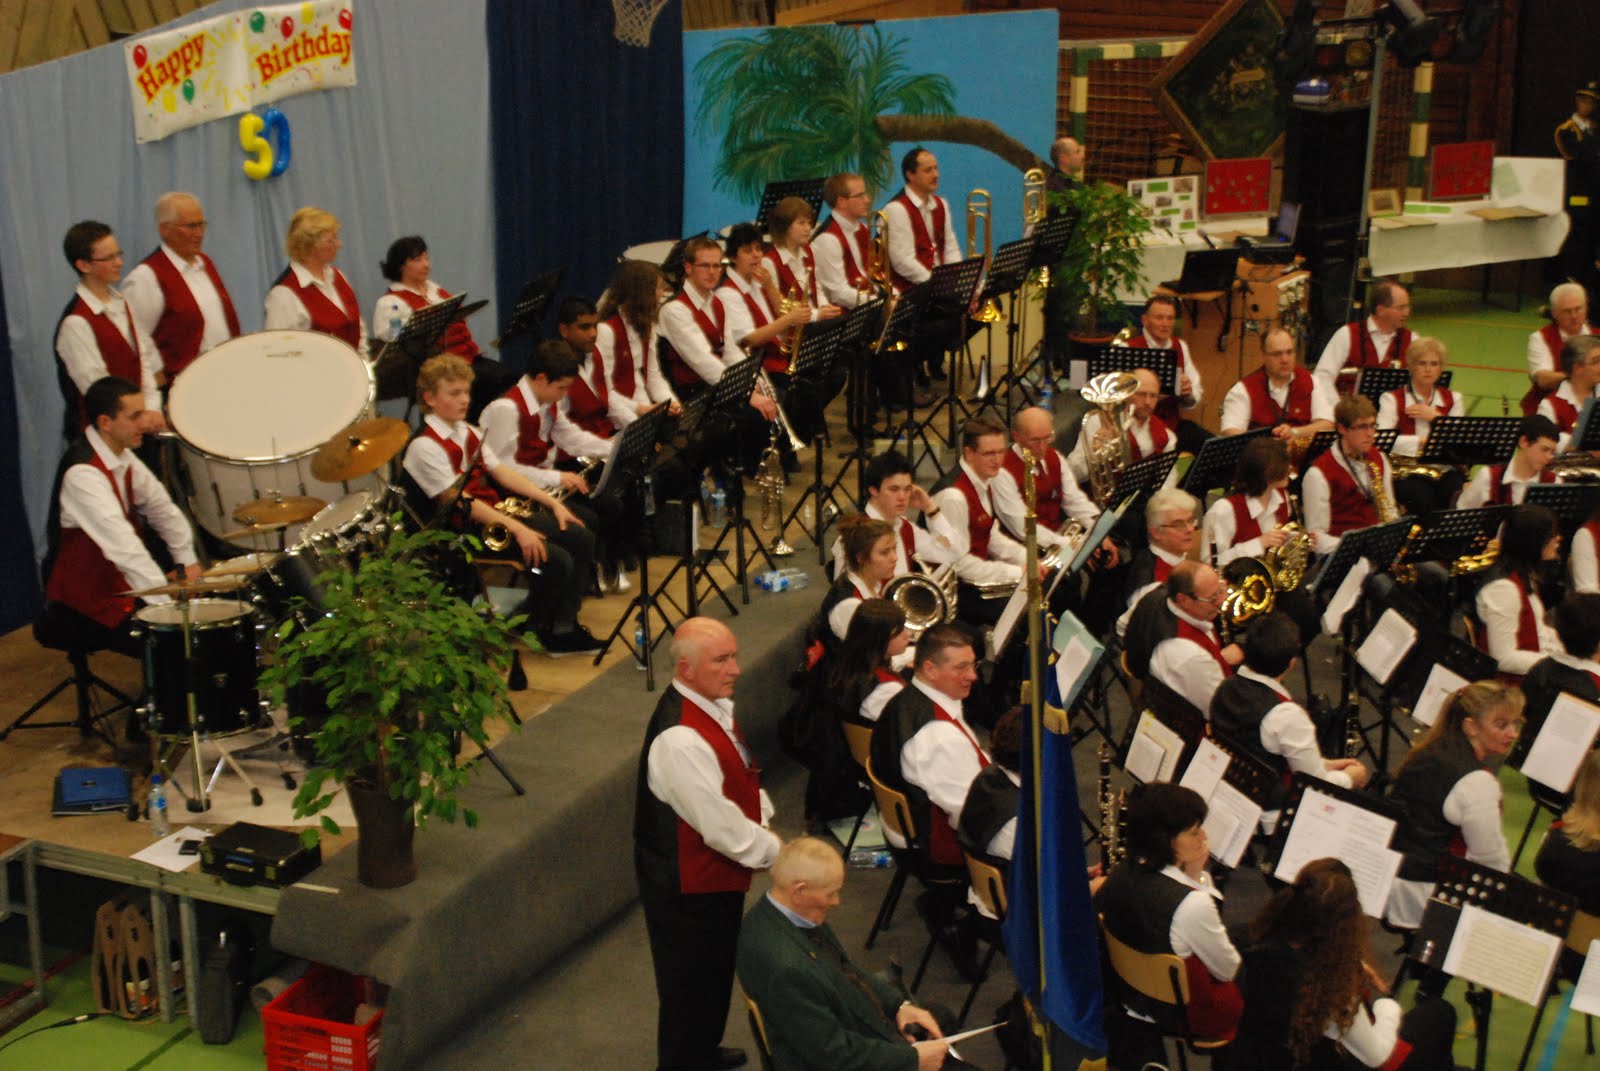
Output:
[932, 418, 1030, 626]
[1515, 594, 1600, 758]
[1234, 859, 1458, 1071]
[1116, 296, 1210, 452]
[1219, 327, 1335, 441]
[401, 354, 600, 654]
[596, 258, 679, 427]
[1123, 561, 1242, 718]
[832, 450, 958, 577]
[1313, 280, 1413, 395]
[1522, 281, 1591, 415]
[1377, 335, 1466, 516]
[1535, 750, 1600, 918]
[1211, 615, 1370, 820]
[1458, 414, 1561, 508]
[1116, 487, 1200, 638]
[55, 221, 163, 437]
[1473, 504, 1562, 681]
[1386, 681, 1522, 928]
[1538, 333, 1600, 448]
[1096, 782, 1243, 1067]
[264, 206, 367, 356]
[1302, 395, 1394, 556]
[815, 515, 898, 650]
[1069, 367, 1175, 484]
[736, 837, 964, 1071]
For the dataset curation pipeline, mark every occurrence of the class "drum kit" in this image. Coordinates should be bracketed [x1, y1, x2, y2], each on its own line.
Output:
[132, 330, 420, 813]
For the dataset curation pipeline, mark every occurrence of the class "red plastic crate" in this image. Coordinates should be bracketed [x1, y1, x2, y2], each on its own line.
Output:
[262, 964, 384, 1071]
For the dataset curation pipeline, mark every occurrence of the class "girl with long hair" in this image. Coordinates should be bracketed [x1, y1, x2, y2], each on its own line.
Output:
[1474, 504, 1562, 680]
[815, 514, 900, 647]
[595, 259, 679, 424]
[826, 598, 911, 724]
[1535, 749, 1600, 916]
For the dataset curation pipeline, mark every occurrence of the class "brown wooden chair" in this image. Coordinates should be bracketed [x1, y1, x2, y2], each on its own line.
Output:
[740, 988, 775, 1071]
[956, 850, 1009, 1027]
[839, 720, 876, 854]
[1099, 914, 1231, 1071]
[863, 754, 920, 951]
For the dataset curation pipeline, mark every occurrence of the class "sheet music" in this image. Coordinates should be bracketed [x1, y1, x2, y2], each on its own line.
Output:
[1128, 712, 1185, 783]
[1068, 359, 1088, 389]
[1440, 903, 1562, 1007]
[1521, 692, 1600, 792]
[1322, 557, 1370, 635]
[1054, 635, 1095, 709]
[1274, 786, 1402, 917]
[1572, 940, 1600, 1017]
[1203, 781, 1261, 868]
[1411, 663, 1469, 729]
[1178, 737, 1230, 799]
[1355, 609, 1417, 684]
[988, 583, 1029, 660]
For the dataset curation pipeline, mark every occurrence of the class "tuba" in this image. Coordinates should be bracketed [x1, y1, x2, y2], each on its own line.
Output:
[1077, 371, 1141, 507]
[884, 559, 958, 639]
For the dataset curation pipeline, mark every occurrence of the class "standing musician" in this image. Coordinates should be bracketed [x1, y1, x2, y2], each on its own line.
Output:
[1116, 296, 1209, 452]
[55, 221, 164, 437]
[1556, 81, 1600, 305]
[1473, 504, 1562, 682]
[932, 417, 1033, 626]
[402, 354, 600, 655]
[881, 147, 966, 388]
[1517, 594, 1600, 754]
[1537, 333, 1600, 447]
[1377, 335, 1466, 516]
[1117, 487, 1200, 638]
[992, 406, 1105, 557]
[596, 259, 679, 427]
[830, 450, 958, 578]
[1219, 327, 1335, 441]
[264, 206, 367, 356]
[635, 617, 780, 1071]
[39, 376, 199, 680]
[812, 173, 875, 310]
[1523, 281, 1592, 415]
[1123, 561, 1242, 718]
[1069, 368, 1175, 484]
[1302, 396, 1395, 556]
[1313, 280, 1413, 395]
[121, 192, 240, 383]
[1457, 414, 1561, 508]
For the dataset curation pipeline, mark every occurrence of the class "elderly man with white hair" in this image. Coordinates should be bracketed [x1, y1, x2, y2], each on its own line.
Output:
[1523, 281, 1593, 414]
[121, 191, 240, 381]
[1116, 486, 1200, 637]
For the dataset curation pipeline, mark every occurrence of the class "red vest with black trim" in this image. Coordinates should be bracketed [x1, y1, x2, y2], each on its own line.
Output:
[818, 216, 870, 292]
[1000, 447, 1065, 531]
[1241, 367, 1315, 429]
[1475, 572, 1542, 680]
[722, 279, 785, 374]
[1311, 447, 1382, 535]
[869, 684, 989, 867]
[420, 423, 499, 507]
[1485, 464, 1557, 505]
[1177, 618, 1234, 677]
[1546, 391, 1581, 434]
[273, 265, 361, 349]
[57, 295, 143, 431]
[1224, 492, 1291, 549]
[1342, 321, 1412, 373]
[502, 384, 553, 470]
[660, 290, 726, 388]
[564, 347, 614, 443]
[634, 687, 763, 896]
[140, 249, 240, 377]
[1126, 333, 1190, 425]
[889, 190, 948, 293]
[1129, 414, 1173, 460]
[1387, 385, 1456, 436]
[603, 315, 641, 399]
[384, 285, 479, 361]
[1521, 323, 1575, 415]
[765, 246, 819, 306]
[953, 470, 996, 560]
[896, 516, 919, 569]
[43, 445, 141, 628]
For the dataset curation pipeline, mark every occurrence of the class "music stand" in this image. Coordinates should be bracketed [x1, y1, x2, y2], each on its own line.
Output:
[1180, 428, 1272, 496]
[1112, 451, 1181, 514]
[494, 269, 565, 351]
[1018, 209, 1077, 382]
[372, 293, 468, 402]
[925, 256, 989, 453]
[1312, 518, 1414, 600]
[1297, 430, 1399, 474]
[755, 179, 825, 235]
[1572, 396, 1599, 450]
[1355, 366, 1453, 408]
[1127, 697, 1209, 780]
[1391, 506, 1507, 571]
[972, 235, 1037, 422]
[829, 296, 887, 506]
[697, 356, 774, 602]
[1526, 481, 1600, 533]
[776, 318, 854, 563]
[1088, 347, 1178, 396]
[1417, 416, 1524, 467]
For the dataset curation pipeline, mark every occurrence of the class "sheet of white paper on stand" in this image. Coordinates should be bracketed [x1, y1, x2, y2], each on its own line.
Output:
[1572, 940, 1600, 1016]
[1128, 711, 1185, 782]
[1441, 903, 1563, 1006]
[1322, 557, 1371, 635]
[1204, 780, 1262, 867]
[1055, 636, 1094, 708]
[130, 826, 212, 873]
[1521, 692, 1600, 792]
[1274, 786, 1402, 917]
[1355, 609, 1418, 684]
[990, 584, 1029, 661]
[1412, 663, 1470, 729]
[1179, 737, 1230, 798]
[1126, 731, 1166, 784]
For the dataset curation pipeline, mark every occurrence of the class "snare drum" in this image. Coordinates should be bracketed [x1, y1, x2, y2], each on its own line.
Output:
[259, 488, 389, 617]
[135, 599, 262, 738]
[166, 331, 377, 546]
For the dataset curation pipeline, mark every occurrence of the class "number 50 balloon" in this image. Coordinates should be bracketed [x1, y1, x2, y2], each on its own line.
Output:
[238, 107, 292, 180]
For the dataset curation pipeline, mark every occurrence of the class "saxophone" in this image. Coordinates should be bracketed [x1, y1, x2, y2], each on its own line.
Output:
[1366, 454, 1398, 523]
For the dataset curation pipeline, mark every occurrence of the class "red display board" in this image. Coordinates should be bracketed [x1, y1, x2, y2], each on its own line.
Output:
[1203, 157, 1272, 217]
[1427, 140, 1494, 200]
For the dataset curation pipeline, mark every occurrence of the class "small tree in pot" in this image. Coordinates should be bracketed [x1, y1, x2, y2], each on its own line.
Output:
[1045, 181, 1152, 341]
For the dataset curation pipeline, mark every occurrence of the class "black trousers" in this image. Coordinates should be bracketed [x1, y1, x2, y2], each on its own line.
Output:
[640, 887, 744, 1071]
[515, 508, 595, 636]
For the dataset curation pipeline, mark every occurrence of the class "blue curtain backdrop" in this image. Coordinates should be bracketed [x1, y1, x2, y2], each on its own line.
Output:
[486, 0, 684, 366]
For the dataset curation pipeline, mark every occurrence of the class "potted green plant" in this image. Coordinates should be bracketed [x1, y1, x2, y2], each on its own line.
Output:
[259, 523, 522, 888]
[1045, 181, 1153, 342]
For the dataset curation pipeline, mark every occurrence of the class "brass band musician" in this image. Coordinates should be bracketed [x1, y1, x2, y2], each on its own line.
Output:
[1522, 281, 1592, 415]
[1301, 396, 1394, 556]
[1376, 335, 1465, 516]
[1069, 368, 1175, 484]
[1537, 333, 1600, 449]
[1457, 414, 1561, 508]
[1219, 327, 1335, 442]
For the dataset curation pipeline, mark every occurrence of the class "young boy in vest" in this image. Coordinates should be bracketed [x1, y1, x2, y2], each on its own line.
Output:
[1459, 414, 1562, 509]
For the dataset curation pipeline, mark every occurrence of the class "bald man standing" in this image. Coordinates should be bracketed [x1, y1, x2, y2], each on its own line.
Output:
[122, 191, 241, 382]
[635, 617, 781, 1071]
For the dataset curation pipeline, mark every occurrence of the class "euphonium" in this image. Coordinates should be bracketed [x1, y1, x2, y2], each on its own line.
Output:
[966, 188, 1001, 324]
[1219, 558, 1275, 642]
[884, 559, 958, 638]
[1077, 371, 1141, 507]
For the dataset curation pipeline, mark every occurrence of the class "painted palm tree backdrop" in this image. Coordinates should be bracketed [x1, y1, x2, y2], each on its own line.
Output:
[682, 10, 1058, 239]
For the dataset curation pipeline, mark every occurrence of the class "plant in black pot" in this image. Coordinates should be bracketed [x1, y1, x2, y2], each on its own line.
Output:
[1045, 180, 1152, 344]
[259, 522, 522, 888]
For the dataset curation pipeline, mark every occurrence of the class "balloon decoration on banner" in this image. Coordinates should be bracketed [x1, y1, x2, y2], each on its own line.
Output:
[250, 10, 266, 33]
[239, 107, 292, 181]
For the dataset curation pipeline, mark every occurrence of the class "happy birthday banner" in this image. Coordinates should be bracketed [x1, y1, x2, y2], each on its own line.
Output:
[126, 1, 357, 144]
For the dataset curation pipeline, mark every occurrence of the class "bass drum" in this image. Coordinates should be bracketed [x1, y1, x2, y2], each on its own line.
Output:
[136, 598, 262, 738]
[166, 331, 377, 547]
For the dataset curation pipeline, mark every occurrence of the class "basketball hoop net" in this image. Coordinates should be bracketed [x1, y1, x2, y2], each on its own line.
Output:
[612, 0, 669, 47]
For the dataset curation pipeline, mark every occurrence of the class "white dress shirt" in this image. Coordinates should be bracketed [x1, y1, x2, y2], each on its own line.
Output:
[58, 426, 197, 604]
[1202, 489, 1286, 566]
[827, 570, 888, 641]
[1476, 576, 1560, 676]
[596, 316, 676, 427]
[882, 191, 963, 288]
[121, 243, 234, 358]
[1116, 334, 1202, 409]
[1537, 379, 1600, 450]
[1115, 545, 1187, 638]
[1161, 864, 1240, 982]
[1528, 323, 1591, 378]
[884, 676, 989, 849]
[932, 460, 1025, 588]
[645, 681, 780, 871]
[402, 413, 501, 498]
[1385, 767, 1507, 928]
[1326, 998, 1403, 1067]
[990, 444, 1100, 548]
[1301, 444, 1395, 555]
[1149, 601, 1230, 714]
[1376, 384, 1465, 457]
[1574, 525, 1599, 594]
[657, 283, 742, 384]
[859, 675, 905, 725]
[372, 280, 448, 341]
[263, 262, 369, 358]
[812, 216, 869, 308]
[55, 284, 162, 410]
[719, 270, 776, 352]
[1235, 667, 1354, 789]
[1314, 316, 1400, 392]
[829, 502, 959, 576]
[1457, 461, 1554, 510]
[1219, 373, 1335, 434]
[480, 379, 613, 492]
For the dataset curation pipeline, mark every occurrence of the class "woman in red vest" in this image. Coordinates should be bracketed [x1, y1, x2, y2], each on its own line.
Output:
[1473, 504, 1562, 680]
[1377, 335, 1465, 516]
[264, 206, 367, 356]
[596, 259, 678, 426]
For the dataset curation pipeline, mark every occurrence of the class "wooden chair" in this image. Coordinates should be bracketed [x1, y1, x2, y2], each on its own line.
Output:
[956, 850, 1010, 1028]
[740, 988, 775, 1071]
[1517, 908, 1600, 1070]
[1117, 648, 1143, 756]
[1099, 914, 1232, 1071]
[840, 720, 875, 854]
[864, 755, 920, 951]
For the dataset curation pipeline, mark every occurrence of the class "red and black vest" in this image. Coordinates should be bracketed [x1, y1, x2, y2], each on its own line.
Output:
[1210, 674, 1297, 805]
[1129, 414, 1173, 460]
[818, 216, 870, 293]
[564, 346, 614, 444]
[953, 470, 996, 560]
[1521, 323, 1577, 416]
[721, 278, 785, 373]
[889, 190, 948, 293]
[1177, 618, 1234, 677]
[139, 248, 240, 377]
[1126, 333, 1190, 425]
[895, 516, 919, 569]
[1340, 321, 1412, 376]
[43, 441, 141, 627]
[634, 687, 764, 896]
[1241, 367, 1315, 429]
[1475, 571, 1543, 682]
[999, 447, 1065, 531]
[765, 246, 819, 306]
[420, 422, 499, 507]
[56, 294, 143, 432]
[602, 315, 642, 400]
[1387, 385, 1456, 436]
[272, 265, 361, 349]
[1545, 389, 1582, 434]
[660, 289, 726, 388]
[502, 383, 553, 470]
[1311, 447, 1383, 535]
[1484, 464, 1558, 505]
[869, 684, 989, 867]
[1224, 492, 1290, 549]
[383, 285, 479, 361]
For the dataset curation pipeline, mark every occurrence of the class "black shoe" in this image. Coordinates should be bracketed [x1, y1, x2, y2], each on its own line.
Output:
[541, 625, 604, 656]
[711, 1047, 748, 1070]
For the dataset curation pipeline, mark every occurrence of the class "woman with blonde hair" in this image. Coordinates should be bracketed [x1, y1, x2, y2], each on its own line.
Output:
[1535, 749, 1600, 916]
[264, 206, 367, 355]
[1377, 335, 1465, 514]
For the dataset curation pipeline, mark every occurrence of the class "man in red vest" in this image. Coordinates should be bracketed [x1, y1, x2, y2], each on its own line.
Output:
[1302, 395, 1394, 556]
[1537, 333, 1600, 446]
[993, 405, 1105, 558]
[636, 616, 781, 1071]
[882, 147, 968, 388]
[1524, 282, 1592, 415]
[54, 221, 165, 439]
[1219, 327, 1335, 442]
[1312, 280, 1413, 394]
[1070, 367, 1177, 483]
[829, 449, 958, 577]
[1459, 414, 1562, 509]
[1123, 560, 1242, 717]
[932, 417, 1033, 625]
[121, 192, 240, 382]
[1117, 296, 1210, 452]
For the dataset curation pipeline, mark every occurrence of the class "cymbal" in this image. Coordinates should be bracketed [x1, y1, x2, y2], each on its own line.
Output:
[232, 495, 325, 527]
[310, 417, 411, 482]
[122, 576, 245, 598]
[217, 519, 292, 541]
[203, 551, 282, 577]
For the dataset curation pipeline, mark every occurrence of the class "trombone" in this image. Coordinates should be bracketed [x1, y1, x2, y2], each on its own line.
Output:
[1018, 167, 1049, 360]
[966, 188, 1002, 324]
[868, 209, 906, 355]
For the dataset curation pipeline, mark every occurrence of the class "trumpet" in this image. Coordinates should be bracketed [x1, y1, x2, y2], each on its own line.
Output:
[774, 284, 807, 359]
[482, 495, 538, 554]
[755, 369, 807, 455]
[966, 188, 1002, 324]
[550, 455, 603, 501]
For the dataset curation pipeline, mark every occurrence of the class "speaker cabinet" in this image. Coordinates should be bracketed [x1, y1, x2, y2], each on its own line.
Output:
[1283, 104, 1371, 226]
[1295, 216, 1362, 354]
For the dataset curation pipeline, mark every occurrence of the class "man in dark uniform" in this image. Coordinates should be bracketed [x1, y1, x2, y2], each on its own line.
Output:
[1556, 80, 1600, 302]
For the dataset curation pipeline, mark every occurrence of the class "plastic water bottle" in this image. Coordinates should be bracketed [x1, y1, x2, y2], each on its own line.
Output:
[757, 567, 811, 592]
[848, 847, 893, 868]
[709, 485, 728, 528]
[149, 775, 170, 837]
[633, 618, 648, 670]
[1039, 379, 1055, 411]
